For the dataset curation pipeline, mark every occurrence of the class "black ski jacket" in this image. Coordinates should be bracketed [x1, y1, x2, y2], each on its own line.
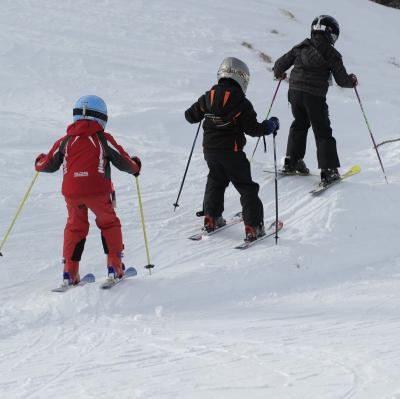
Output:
[273, 34, 354, 97]
[184, 79, 269, 152]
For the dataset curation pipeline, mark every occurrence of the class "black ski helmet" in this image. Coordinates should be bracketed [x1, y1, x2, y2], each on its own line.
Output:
[311, 15, 340, 44]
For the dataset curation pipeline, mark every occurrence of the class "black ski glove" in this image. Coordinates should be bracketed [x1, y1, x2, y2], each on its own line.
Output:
[275, 72, 287, 80]
[349, 73, 358, 87]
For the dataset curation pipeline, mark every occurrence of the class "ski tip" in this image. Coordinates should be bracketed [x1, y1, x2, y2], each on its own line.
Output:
[350, 165, 361, 173]
[125, 267, 138, 276]
[83, 273, 96, 283]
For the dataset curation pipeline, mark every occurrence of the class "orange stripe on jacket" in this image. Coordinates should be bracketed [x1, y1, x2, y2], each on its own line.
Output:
[210, 90, 215, 106]
[233, 111, 242, 121]
[223, 91, 231, 107]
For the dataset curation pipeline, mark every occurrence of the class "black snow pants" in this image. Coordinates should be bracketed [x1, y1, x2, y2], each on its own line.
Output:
[286, 89, 340, 169]
[203, 151, 264, 226]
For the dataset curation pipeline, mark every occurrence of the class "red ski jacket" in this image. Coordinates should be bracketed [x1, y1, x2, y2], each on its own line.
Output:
[35, 120, 140, 197]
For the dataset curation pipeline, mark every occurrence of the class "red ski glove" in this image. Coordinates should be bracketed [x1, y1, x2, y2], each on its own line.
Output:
[35, 153, 47, 170]
[131, 156, 141, 177]
[35, 153, 46, 163]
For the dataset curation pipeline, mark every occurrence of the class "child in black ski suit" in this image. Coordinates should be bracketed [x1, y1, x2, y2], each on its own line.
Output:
[273, 15, 358, 185]
[185, 57, 279, 240]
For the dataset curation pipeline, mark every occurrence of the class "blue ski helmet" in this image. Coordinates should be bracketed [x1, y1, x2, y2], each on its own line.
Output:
[73, 95, 108, 128]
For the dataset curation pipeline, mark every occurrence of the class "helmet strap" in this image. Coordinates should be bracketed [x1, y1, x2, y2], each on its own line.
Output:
[73, 108, 108, 122]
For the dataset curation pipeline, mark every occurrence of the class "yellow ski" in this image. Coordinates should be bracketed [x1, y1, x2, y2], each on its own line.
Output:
[310, 165, 361, 195]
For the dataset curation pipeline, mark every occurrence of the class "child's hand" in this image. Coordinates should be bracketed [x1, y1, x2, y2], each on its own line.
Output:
[274, 72, 287, 80]
[35, 153, 46, 165]
[266, 117, 280, 136]
[349, 73, 358, 87]
[131, 156, 141, 176]
[34, 153, 47, 171]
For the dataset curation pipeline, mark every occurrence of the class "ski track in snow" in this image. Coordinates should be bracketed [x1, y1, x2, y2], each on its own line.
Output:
[1, 0, 400, 398]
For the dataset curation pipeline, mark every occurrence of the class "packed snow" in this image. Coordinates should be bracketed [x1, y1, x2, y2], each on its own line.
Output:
[1, 0, 400, 398]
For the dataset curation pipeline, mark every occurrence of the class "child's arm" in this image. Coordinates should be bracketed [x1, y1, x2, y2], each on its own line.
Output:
[240, 100, 279, 137]
[273, 48, 295, 79]
[98, 132, 141, 176]
[330, 55, 356, 88]
[35, 136, 69, 173]
[184, 95, 206, 124]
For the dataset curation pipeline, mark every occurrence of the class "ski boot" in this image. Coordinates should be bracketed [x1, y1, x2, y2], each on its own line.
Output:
[320, 168, 340, 186]
[62, 260, 80, 286]
[203, 215, 226, 233]
[244, 222, 266, 242]
[282, 157, 310, 175]
[107, 254, 125, 280]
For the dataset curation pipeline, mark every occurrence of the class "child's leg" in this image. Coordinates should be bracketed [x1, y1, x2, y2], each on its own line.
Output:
[286, 90, 311, 162]
[223, 152, 264, 227]
[63, 197, 90, 283]
[86, 194, 124, 276]
[203, 153, 230, 218]
[304, 93, 340, 169]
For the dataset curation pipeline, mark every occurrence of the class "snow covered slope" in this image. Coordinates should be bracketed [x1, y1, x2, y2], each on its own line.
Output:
[1, 0, 400, 398]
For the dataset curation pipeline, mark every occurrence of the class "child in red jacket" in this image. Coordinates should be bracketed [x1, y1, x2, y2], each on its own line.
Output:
[35, 95, 141, 285]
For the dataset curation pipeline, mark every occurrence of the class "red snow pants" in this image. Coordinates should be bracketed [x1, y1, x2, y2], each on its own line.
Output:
[63, 194, 123, 262]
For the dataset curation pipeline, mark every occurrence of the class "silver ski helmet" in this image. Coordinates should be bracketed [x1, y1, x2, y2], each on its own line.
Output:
[73, 95, 108, 128]
[217, 57, 250, 93]
[311, 15, 340, 45]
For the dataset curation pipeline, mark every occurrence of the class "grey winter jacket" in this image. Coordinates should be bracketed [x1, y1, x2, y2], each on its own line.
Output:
[273, 34, 354, 97]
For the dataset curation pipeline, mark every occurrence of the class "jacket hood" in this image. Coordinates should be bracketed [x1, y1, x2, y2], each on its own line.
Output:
[66, 120, 104, 137]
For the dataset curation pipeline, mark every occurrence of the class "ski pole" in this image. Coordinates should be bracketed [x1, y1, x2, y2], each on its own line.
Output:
[354, 86, 388, 184]
[272, 133, 279, 245]
[135, 176, 154, 275]
[173, 121, 202, 211]
[0, 171, 40, 256]
[250, 79, 282, 162]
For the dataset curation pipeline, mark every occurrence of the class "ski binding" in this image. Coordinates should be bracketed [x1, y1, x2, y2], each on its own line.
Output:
[310, 165, 361, 196]
[234, 220, 283, 250]
[188, 211, 243, 241]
